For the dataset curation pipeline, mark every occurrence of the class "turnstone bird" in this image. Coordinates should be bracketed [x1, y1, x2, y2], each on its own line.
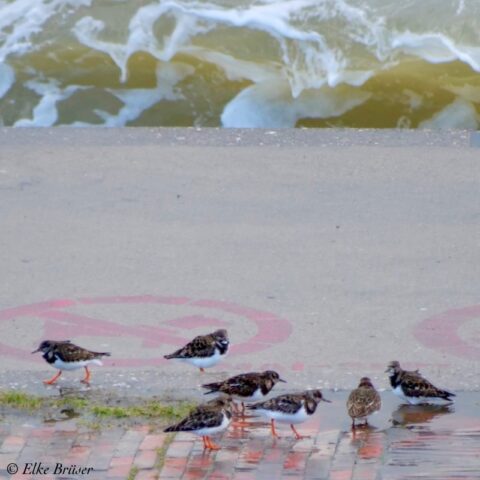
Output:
[346, 377, 381, 428]
[247, 389, 330, 439]
[163, 329, 229, 372]
[201, 370, 286, 413]
[386, 360, 455, 405]
[32, 340, 110, 385]
[164, 397, 233, 450]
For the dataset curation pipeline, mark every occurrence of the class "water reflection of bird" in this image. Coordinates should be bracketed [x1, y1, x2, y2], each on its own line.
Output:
[350, 428, 384, 459]
[391, 403, 454, 426]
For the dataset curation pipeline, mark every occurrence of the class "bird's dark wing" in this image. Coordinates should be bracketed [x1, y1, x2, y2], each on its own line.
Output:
[164, 334, 215, 359]
[55, 342, 110, 362]
[164, 407, 224, 432]
[250, 394, 302, 414]
[401, 371, 455, 400]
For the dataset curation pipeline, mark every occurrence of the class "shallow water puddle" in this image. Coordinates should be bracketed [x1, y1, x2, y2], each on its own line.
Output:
[0, 390, 478, 479]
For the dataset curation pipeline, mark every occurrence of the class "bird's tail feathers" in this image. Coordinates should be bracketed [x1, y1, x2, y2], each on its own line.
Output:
[164, 353, 180, 359]
[442, 389, 456, 401]
[164, 425, 178, 433]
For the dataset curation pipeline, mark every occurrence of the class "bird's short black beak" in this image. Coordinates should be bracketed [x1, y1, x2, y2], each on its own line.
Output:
[31, 348, 40, 354]
[322, 398, 332, 403]
[278, 378, 287, 383]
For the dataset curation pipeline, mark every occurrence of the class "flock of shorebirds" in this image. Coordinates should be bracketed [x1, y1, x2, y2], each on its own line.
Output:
[32, 329, 455, 451]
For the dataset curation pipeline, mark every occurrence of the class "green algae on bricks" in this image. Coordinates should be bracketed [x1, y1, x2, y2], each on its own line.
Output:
[0, 391, 42, 410]
[90, 401, 194, 420]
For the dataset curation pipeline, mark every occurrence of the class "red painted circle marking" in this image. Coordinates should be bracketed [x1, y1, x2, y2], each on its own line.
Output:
[0, 296, 292, 367]
[414, 305, 480, 360]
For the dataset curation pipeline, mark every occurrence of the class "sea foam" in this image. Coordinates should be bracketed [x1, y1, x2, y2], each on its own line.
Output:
[1, 0, 480, 127]
[0, 63, 14, 99]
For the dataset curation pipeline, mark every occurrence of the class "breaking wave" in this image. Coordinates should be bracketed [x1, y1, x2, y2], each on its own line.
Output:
[1, 0, 479, 128]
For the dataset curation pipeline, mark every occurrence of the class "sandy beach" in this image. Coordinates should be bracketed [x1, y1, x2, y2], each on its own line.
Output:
[0, 128, 479, 393]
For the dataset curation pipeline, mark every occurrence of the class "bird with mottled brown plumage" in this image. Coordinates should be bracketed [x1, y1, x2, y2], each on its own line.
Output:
[32, 340, 110, 385]
[202, 370, 286, 414]
[386, 361, 455, 405]
[347, 377, 381, 428]
[247, 389, 331, 439]
[164, 397, 233, 450]
[163, 329, 229, 372]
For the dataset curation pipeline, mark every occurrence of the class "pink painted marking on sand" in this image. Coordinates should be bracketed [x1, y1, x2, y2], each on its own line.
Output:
[228, 362, 253, 371]
[291, 361, 305, 372]
[37, 310, 190, 349]
[0, 343, 32, 361]
[164, 315, 229, 329]
[78, 295, 190, 306]
[0, 299, 76, 321]
[258, 362, 286, 372]
[191, 299, 292, 354]
[0, 295, 293, 368]
[414, 305, 480, 360]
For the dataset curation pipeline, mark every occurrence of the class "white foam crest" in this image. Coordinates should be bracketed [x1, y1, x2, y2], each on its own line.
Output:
[124, 0, 397, 96]
[0, 62, 15, 98]
[183, 46, 280, 83]
[132, 0, 325, 41]
[132, 0, 358, 94]
[14, 79, 83, 127]
[74, 3, 214, 81]
[419, 98, 479, 129]
[221, 79, 370, 128]
[90, 62, 193, 127]
[390, 31, 480, 72]
[129, 3, 214, 63]
[0, 0, 91, 62]
[13, 62, 191, 127]
[74, 0, 348, 90]
[74, 17, 131, 82]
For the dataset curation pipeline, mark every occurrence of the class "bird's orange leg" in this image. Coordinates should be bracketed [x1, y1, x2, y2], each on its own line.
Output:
[43, 371, 62, 385]
[270, 419, 280, 438]
[202, 436, 209, 449]
[81, 367, 91, 384]
[199, 368, 205, 373]
[232, 402, 253, 427]
[290, 424, 309, 440]
[232, 418, 251, 428]
[205, 436, 221, 450]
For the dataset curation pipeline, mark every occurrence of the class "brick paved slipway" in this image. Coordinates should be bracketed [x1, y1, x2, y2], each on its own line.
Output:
[1, 392, 479, 480]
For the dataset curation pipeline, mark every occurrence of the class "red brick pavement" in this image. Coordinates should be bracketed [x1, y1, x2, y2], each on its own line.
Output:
[0, 394, 479, 479]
